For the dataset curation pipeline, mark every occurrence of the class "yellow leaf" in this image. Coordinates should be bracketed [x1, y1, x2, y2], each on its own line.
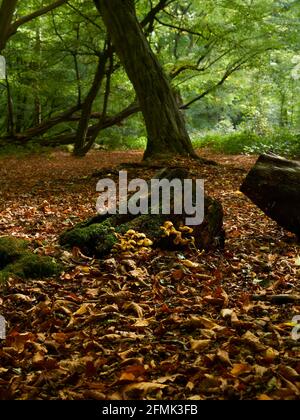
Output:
[186, 381, 195, 391]
[119, 372, 136, 382]
[73, 303, 94, 316]
[263, 347, 279, 363]
[133, 319, 150, 328]
[33, 352, 44, 364]
[182, 260, 200, 269]
[231, 363, 252, 377]
[77, 265, 90, 274]
[258, 394, 273, 401]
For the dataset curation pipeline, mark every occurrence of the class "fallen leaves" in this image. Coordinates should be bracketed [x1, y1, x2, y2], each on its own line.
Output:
[0, 151, 299, 400]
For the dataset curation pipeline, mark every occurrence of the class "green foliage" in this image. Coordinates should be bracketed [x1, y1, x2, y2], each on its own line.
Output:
[0, 0, 299, 154]
[193, 129, 300, 158]
[0, 141, 52, 158]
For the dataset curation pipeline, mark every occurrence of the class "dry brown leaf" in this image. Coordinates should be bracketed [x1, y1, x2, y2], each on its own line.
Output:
[242, 331, 267, 352]
[258, 394, 273, 400]
[188, 315, 220, 330]
[216, 349, 232, 366]
[190, 339, 211, 352]
[133, 319, 150, 328]
[124, 302, 144, 318]
[123, 382, 167, 394]
[221, 308, 234, 319]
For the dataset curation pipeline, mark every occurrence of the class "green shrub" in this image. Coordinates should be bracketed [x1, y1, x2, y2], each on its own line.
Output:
[192, 129, 300, 158]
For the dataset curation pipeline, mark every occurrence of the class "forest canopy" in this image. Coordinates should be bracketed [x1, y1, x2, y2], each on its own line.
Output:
[0, 0, 299, 157]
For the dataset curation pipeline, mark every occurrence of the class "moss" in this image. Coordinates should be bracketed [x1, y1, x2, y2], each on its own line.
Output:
[60, 219, 119, 256]
[0, 236, 29, 269]
[1, 253, 62, 281]
[94, 232, 118, 256]
[122, 214, 166, 240]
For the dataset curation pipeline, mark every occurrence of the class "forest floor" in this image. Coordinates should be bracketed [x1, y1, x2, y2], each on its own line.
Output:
[0, 149, 299, 400]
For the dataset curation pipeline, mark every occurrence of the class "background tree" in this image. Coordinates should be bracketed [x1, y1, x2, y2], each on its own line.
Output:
[0, 0, 299, 158]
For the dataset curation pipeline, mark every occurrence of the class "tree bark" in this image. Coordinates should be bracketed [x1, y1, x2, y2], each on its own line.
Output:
[73, 54, 107, 156]
[94, 0, 196, 160]
[240, 153, 300, 238]
[0, 0, 18, 52]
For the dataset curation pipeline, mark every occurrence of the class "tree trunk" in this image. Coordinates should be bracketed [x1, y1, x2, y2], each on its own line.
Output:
[240, 153, 300, 238]
[0, 0, 18, 52]
[94, 0, 196, 160]
[73, 54, 107, 156]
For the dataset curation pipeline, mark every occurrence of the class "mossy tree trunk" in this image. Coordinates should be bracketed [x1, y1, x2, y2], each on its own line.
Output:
[94, 0, 196, 160]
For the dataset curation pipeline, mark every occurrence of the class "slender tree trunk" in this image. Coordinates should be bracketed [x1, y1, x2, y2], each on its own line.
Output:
[5, 72, 15, 136]
[95, 0, 196, 160]
[73, 55, 107, 156]
[34, 27, 42, 126]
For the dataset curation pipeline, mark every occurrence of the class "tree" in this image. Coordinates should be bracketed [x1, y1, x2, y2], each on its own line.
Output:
[0, 0, 68, 52]
[0, 0, 18, 52]
[94, 0, 197, 160]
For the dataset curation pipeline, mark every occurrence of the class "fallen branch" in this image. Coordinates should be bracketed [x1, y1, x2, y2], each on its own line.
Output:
[251, 294, 300, 305]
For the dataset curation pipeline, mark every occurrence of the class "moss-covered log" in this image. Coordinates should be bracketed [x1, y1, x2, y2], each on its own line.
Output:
[60, 168, 224, 256]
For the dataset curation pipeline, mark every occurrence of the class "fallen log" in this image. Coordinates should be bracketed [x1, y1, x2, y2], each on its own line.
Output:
[60, 168, 225, 256]
[240, 153, 300, 238]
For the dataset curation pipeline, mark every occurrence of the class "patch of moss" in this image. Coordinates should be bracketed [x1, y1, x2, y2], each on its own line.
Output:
[60, 219, 118, 255]
[1, 253, 62, 281]
[123, 214, 166, 240]
[0, 236, 29, 269]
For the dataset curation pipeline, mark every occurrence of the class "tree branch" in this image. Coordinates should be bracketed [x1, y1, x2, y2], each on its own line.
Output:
[9, 0, 68, 37]
[181, 48, 273, 109]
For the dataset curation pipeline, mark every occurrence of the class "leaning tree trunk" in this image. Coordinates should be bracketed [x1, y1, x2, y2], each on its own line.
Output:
[94, 0, 196, 160]
[240, 153, 300, 238]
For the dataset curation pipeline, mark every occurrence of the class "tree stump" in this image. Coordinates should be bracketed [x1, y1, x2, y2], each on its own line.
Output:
[60, 168, 225, 256]
[240, 153, 300, 237]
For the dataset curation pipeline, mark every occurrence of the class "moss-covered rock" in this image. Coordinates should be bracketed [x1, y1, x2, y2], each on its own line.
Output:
[0, 253, 62, 282]
[0, 237, 29, 269]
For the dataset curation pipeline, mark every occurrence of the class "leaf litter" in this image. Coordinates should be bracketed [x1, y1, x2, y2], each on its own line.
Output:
[0, 150, 299, 400]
